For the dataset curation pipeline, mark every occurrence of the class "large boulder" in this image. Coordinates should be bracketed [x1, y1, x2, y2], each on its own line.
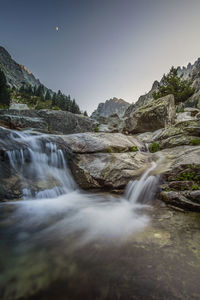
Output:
[62, 132, 144, 153]
[64, 132, 148, 191]
[69, 151, 149, 190]
[155, 145, 200, 210]
[0, 109, 95, 134]
[123, 95, 176, 134]
[147, 119, 200, 150]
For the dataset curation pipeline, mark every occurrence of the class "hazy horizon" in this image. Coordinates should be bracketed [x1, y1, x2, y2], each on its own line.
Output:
[1, 0, 200, 114]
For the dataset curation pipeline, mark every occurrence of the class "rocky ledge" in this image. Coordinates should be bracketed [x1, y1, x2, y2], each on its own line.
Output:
[0, 109, 95, 134]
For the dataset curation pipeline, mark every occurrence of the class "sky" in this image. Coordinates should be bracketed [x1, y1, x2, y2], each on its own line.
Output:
[1, 0, 200, 114]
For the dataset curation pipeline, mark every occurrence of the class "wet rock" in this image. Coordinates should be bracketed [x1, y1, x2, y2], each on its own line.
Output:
[123, 94, 176, 134]
[69, 151, 149, 190]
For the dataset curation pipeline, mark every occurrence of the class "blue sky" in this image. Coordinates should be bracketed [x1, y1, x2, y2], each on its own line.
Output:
[1, 0, 200, 114]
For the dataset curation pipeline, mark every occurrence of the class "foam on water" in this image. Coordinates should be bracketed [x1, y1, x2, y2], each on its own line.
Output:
[3, 129, 160, 243]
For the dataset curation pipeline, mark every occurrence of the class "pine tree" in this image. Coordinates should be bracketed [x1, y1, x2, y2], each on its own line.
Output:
[153, 67, 195, 104]
[83, 111, 88, 116]
[36, 84, 45, 98]
[0, 68, 11, 107]
[45, 90, 51, 100]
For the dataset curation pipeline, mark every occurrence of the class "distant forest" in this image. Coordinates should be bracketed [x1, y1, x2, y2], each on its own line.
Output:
[18, 84, 81, 113]
[0, 67, 88, 115]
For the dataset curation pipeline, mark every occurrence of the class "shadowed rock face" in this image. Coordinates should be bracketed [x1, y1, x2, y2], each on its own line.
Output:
[91, 97, 130, 119]
[0, 46, 41, 89]
[123, 94, 176, 134]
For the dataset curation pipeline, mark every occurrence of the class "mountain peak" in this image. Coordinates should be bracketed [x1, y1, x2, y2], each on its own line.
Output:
[91, 97, 130, 119]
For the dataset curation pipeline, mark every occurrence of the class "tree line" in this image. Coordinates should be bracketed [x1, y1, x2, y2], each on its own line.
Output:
[19, 84, 81, 114]
[0, 67, 87, 114]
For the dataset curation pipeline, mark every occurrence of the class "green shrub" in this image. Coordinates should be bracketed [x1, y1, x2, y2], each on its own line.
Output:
[191, 184, 200, 191]
[164, 188, 171, 192]
[94, 126, 99, 132]
[177, 108, 184, 113]
[130, 146, 138, 152]
[190, 139, 200, 146]
[149, 142, 160, 153]
[107, 147, 113, 153]
[177, 172, 199, 183]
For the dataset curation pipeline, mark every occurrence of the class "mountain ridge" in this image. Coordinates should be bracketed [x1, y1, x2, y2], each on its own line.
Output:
[91, 97, 130, 119]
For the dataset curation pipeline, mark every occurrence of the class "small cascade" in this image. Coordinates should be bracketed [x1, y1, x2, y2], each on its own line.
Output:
[6, 131, 76, 199]
[125, 162, 160, 204]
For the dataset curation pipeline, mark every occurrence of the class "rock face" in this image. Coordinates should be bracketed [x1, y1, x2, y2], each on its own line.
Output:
[91, 97, 130, 119]
[0, 46, 41, 89]
[0, 109, 95, 134]
[65, 133, 147, 190]
[124, 81, 159, 117]
[95, 113, 124, 133]
[123, 94, 176, 134]
[142, 119, 200, 150]
[155, 145, 200, 211]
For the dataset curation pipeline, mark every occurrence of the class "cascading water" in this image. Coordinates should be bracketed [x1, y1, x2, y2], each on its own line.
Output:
[125, 161, 160, 204]
[2, 128, 160, 243]
[6, 130, 76, 199]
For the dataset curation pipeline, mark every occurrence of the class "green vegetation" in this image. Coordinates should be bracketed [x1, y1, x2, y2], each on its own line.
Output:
[153, 66, 195, 104]
[164, 188, 171, 192]
[130, 146, 138, 152]
[107, 147, 113, 153]
[190, 138, 200, 146]
[149, 142, 160, 153]
[12, 83, 81, 113]
[191, 184, 200, 191]
[177, 172, 200, 183]
[94, 126, 99, 132]
[83, 111, 88, 117]
[177, 108, 185, 113]
[0, 68, 11, 107]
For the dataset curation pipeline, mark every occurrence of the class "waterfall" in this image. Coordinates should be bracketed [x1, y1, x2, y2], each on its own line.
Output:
[6, 131, 76, 199]
[2, 128, 161, 242]
[125, 161, 160, 204]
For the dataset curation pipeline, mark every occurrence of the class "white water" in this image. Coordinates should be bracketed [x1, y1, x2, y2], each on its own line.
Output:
[7, 131, 76, 199]
[3, 130, 160, 243]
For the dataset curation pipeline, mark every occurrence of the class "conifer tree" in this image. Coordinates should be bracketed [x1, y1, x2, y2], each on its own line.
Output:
[153, 67, 195, 104]
[0, 68, 11, 107]
[45, 90, 51, 100]
[84, 111, 88, 116]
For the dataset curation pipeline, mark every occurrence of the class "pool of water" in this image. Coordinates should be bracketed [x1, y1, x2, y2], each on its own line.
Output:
[0, 196, 200, 300]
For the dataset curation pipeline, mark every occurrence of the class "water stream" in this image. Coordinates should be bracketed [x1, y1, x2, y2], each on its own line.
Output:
[3, 130, 159, 244]
[1, 130, 200, 299]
